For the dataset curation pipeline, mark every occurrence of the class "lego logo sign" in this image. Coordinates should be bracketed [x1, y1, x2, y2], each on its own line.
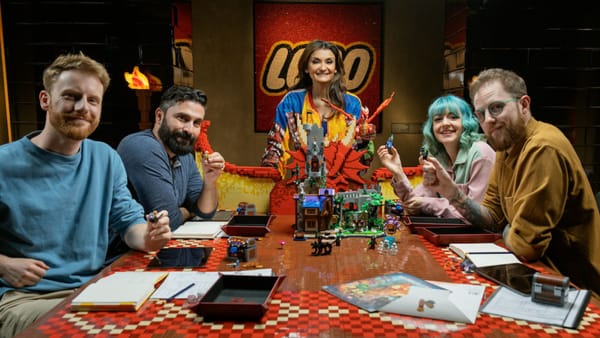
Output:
[254, 2, 382, 132]
[260, 42, 375, 96]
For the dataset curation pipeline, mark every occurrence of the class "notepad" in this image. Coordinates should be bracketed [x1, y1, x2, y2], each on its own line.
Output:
[71, 271, 168, 312]
[172, 221, 227, 239]
[449, 242, 508, 258]
[481, 286, 591, 329]
[449, 242, 520, 267]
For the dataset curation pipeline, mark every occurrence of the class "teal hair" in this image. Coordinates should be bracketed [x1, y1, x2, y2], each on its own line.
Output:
[421, 95, 484, 163]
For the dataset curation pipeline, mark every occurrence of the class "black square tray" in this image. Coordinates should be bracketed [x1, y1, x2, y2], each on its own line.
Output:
[222, 215, 274, 237]
[192, 274, 285, 321]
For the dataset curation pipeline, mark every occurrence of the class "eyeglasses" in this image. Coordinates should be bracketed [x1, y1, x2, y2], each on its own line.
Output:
[474, 97, 519, 123]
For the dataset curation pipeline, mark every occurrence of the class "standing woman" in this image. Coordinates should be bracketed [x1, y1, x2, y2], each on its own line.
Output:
[377, 95, 495, 221]
[261, 40, 370, 177]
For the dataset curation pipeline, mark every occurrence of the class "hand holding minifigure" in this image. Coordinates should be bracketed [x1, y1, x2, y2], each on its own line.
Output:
[385, 134, 394, 154]
[377, 144, 404, 177]
[419, 146, 429, 164]
[421, 157, 439, 187]
[421, 156, 458, 199]
[201, 151, 226, 182]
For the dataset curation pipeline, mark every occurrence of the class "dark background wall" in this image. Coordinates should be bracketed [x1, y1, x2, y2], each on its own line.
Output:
[1, 0, 174, 148]
[1, 0, 445, 171]
[464, 0, 600, 192]
[1, 0, 599, 192]
[191, 0, 445, 172]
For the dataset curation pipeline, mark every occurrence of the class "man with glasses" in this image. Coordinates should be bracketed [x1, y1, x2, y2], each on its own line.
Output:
[422, 68, 600, 297]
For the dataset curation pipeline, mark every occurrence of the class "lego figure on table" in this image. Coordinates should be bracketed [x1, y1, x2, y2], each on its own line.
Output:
[294, 124, 331, 235]
[311, 230, 336, 256]
[227, 237, 257, 262]
[303, 123, 327, 193]
[384, 214, 400, 236]
[319, 189, 334, 230]
[331, 186, 385, 237]
[367, 236, 377, 250]
[377, 236, 399, 256]
[236, 202, 247, 215]
[375, 214, 400, 255]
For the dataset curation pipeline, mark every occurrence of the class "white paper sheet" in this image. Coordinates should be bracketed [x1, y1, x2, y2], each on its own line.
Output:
[378, 281, 486, 324]
[151, 269, 274, 299]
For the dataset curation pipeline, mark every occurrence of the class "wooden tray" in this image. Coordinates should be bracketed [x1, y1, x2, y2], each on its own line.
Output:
[222, 215, 274, 237]
[404, 216, 466, 233]
[417, 226, 501, 246]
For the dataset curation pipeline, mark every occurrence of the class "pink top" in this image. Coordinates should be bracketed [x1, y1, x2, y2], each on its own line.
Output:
[390, 141, 496, 223]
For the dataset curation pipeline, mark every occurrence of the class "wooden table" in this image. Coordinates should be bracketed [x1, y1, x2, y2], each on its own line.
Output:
[17, 215, 600, 337]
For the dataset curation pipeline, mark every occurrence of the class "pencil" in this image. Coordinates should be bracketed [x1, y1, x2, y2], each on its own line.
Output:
[468, 252, 514, 255]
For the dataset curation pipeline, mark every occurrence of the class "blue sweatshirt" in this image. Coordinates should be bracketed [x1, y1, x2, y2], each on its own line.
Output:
[0, 132, 145, 296]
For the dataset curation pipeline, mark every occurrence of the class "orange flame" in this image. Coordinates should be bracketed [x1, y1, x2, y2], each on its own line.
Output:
[124, 66, 149, 90]
[144, 70, 163, 92]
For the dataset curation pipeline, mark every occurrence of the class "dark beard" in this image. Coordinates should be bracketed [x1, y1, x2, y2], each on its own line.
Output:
[157, 122, 196, 155]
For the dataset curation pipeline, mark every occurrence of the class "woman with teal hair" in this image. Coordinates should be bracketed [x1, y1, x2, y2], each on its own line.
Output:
[377, 94, 495, 221]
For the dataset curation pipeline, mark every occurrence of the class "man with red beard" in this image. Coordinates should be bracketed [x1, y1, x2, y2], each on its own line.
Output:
[421, 68, 600, 297]
[107, 85, 225, 262]
[0, 53, 172, 336]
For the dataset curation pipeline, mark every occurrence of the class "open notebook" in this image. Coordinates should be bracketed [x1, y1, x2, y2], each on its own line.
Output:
[172, 221, 227, 239]
[71, 271, 168, 312]
[449, 242, 520, 267]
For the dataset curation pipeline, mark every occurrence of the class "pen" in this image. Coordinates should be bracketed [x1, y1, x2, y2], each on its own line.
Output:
[166, 283, 195, 302]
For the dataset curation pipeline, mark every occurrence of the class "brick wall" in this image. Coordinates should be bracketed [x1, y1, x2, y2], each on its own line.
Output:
[1, 0, 174, 147]
[464, 0, 600, 192]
